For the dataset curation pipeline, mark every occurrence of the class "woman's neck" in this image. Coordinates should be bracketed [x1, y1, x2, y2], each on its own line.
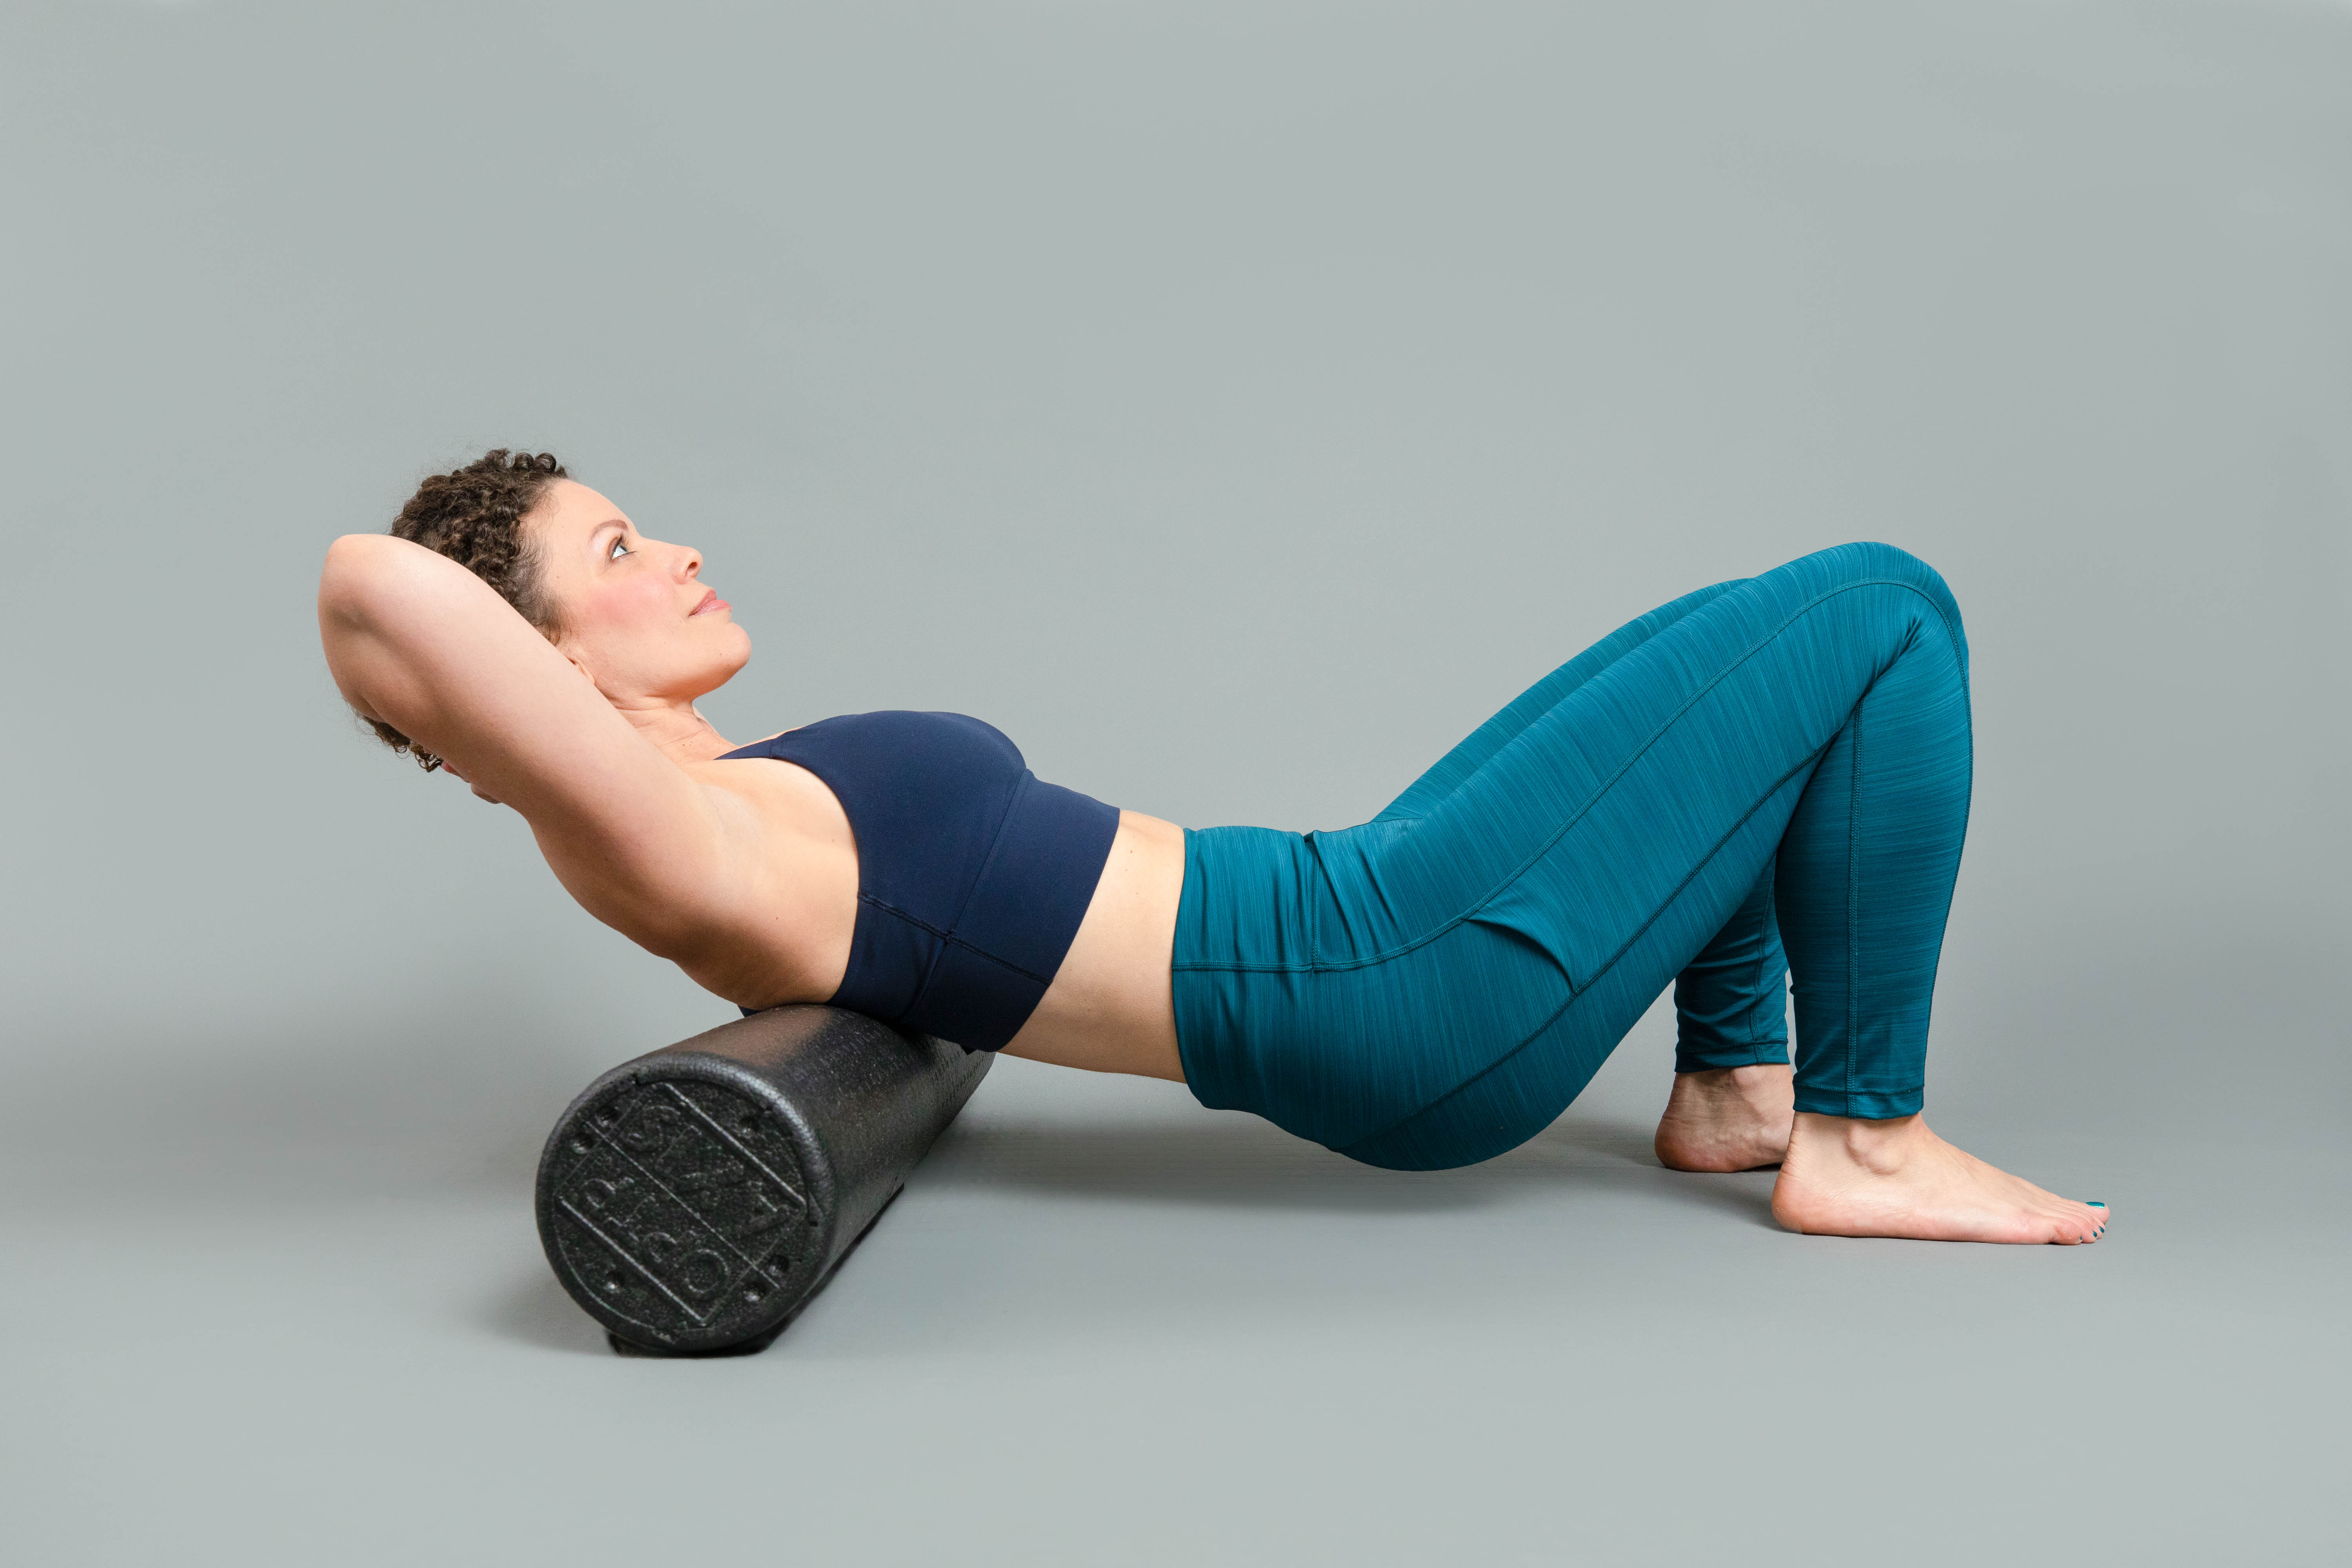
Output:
[608, 694, 735, 765]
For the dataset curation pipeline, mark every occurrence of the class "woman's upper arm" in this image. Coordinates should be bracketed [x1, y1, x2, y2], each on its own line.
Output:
[318, 534, 734, 941]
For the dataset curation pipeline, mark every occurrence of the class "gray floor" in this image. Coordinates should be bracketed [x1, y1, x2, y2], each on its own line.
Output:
[8, 914, 2345, 1564]
[4, 2, 2347, 1563]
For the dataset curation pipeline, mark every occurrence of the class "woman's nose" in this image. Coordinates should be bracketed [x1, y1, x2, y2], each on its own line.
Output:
[676, 545, 702, 580]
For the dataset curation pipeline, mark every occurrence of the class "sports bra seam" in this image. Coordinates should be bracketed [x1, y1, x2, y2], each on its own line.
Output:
[859, 892, 1056, 988]
[934, 768, 1029, 956]
[895, 767, 1030, 1013]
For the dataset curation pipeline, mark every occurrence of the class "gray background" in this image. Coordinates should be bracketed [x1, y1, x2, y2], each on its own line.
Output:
[2, 0, 2346, 1562]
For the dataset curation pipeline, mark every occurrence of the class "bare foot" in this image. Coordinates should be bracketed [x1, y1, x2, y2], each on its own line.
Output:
[1654, 1064, 1794, 1172]
[1771, 1112, 2109, 1244]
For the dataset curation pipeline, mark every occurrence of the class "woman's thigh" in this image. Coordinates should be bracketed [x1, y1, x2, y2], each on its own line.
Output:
[1315, 543, 1958, 963]
[1375, 578, 1745, 825]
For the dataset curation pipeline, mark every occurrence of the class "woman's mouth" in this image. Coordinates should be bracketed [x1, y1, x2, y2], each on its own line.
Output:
[691, 589, 728, 616]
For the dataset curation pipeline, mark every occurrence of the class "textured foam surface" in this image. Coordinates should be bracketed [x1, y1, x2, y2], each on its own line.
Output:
[537, 1008, 989, 1354]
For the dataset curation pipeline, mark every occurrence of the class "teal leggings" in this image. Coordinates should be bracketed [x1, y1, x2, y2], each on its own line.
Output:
[1170, 542, 1973, 1171]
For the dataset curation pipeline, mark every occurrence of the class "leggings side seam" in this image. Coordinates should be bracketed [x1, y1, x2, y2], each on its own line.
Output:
[1845, 698, 1862, 1107]
[1746, 858, 1776, 1050]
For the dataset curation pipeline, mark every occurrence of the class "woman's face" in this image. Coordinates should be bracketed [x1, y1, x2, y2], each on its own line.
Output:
[525, 480, 751, 707]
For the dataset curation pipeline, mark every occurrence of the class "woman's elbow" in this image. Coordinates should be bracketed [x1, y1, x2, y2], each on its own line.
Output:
[319, 533, 450, 636]
[320, 535, 394, 623]
[317, 536, 430, 711]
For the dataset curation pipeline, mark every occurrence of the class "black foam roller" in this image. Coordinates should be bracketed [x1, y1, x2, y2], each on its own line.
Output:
[535, 1006, 990, 1355]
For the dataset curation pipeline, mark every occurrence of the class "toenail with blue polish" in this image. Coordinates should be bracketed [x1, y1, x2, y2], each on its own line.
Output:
[2087, 1201, 2106, 1208]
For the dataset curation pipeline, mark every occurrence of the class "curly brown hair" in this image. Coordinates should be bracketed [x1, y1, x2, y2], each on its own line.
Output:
[365, 448, 570, 770]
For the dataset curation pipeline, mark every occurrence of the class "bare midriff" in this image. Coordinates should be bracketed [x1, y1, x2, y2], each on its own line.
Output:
[1000, 810, 1187, 1082]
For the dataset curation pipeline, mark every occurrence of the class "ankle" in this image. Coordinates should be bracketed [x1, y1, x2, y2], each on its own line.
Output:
[1791, 1110, 1925, 1173]
[1724, 1063, 1791, 1094]
[1673, 1063, 1790, 1096]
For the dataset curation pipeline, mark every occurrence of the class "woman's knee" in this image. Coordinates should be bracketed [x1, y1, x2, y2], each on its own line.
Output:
[1801, 539, 1934, 584]
[1789, 542, 1964, 640]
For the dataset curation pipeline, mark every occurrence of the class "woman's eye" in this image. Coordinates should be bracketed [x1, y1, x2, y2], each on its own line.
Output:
[608, 538, 631, 561]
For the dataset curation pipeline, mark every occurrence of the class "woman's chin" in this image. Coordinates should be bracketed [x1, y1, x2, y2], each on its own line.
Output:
[702, 638, 754, 692]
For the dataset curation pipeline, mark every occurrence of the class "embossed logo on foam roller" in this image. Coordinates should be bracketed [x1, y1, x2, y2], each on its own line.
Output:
[551, 1079, 810, 1332]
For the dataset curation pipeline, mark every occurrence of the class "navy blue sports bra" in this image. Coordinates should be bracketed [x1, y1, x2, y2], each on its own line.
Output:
[721, 711, 1121, 1053]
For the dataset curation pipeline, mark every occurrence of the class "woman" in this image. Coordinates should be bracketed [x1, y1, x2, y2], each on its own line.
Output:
[321, 450, 2107, 1245]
